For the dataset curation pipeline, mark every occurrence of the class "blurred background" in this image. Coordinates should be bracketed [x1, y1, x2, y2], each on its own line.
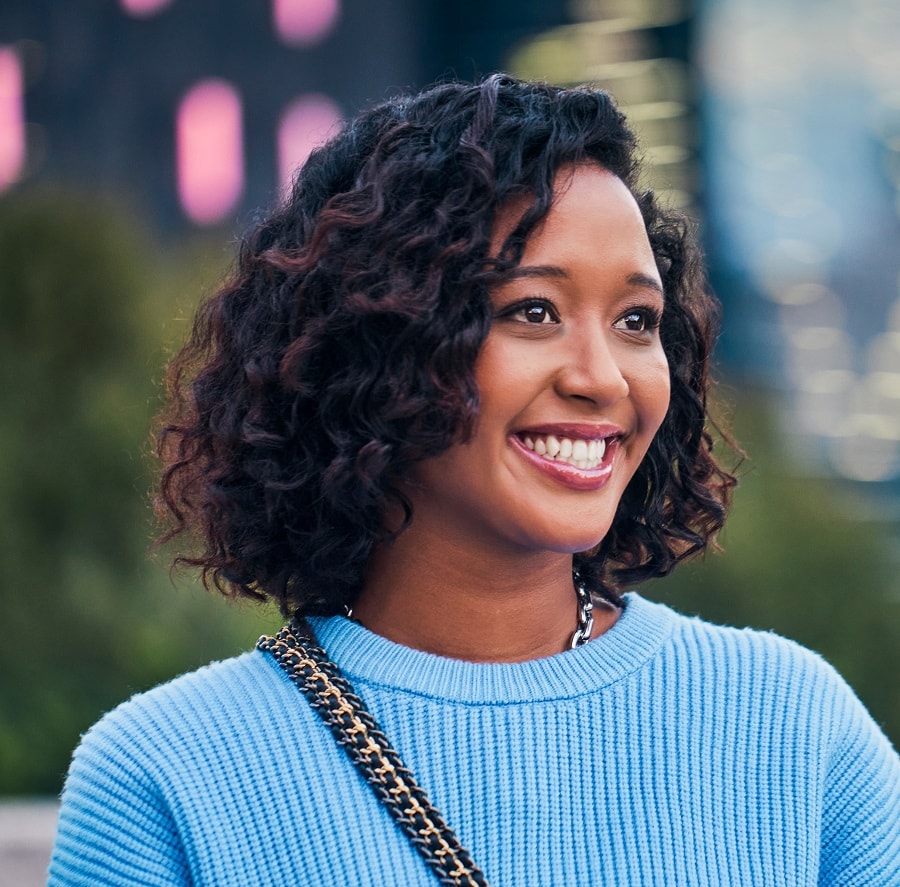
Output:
[1, 0, 899, 845]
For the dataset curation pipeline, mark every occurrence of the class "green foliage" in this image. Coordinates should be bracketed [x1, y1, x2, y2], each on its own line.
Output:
[0, 193, 279, 795]
[645, 394, 900, 744]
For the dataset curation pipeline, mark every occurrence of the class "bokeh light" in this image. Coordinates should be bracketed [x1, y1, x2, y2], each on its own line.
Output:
[0, 47, 25, 191]
[278, 93, 341, 193]
[273, 0, 340, 47]
[119, 0, 174, 17]
[176, 79, 244, 225]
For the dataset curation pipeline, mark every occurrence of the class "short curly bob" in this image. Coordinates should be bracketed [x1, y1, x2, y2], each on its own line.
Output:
[157, 74, 736, 616]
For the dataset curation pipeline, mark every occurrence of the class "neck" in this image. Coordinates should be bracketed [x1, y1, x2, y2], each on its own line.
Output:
[352, 526, 618, 663]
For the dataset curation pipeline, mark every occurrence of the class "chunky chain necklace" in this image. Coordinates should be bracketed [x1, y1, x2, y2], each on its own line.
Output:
[569, 574, 595, 648]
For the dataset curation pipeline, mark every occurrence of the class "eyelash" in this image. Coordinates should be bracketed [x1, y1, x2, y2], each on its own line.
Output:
[614, 306, 663, 333]
[499, 299, 560, 325]
[498, 299, 663, 332]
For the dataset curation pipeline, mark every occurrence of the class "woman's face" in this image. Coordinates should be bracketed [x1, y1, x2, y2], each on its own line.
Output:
[406, 163, 670, 558]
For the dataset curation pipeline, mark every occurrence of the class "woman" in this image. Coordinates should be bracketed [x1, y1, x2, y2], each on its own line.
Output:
[49, 75, 899, 885]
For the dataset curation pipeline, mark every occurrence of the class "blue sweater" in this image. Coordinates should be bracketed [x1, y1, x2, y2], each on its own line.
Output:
[49, 594, 900, 885]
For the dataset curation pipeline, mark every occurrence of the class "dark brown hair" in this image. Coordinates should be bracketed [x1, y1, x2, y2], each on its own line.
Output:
[157, 74, 736, 615]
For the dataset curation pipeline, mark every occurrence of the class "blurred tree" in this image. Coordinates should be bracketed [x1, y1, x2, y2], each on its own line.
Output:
[0, 193, 277, 795]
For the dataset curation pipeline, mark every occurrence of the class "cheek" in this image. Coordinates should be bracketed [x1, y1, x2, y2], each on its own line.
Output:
[653, 367, 672, 429]
[634, 351, 671, 433]
[471, 337, 531, 425]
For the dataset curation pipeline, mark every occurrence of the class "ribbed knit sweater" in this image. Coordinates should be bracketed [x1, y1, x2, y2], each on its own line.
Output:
[49, 594, 900, 886]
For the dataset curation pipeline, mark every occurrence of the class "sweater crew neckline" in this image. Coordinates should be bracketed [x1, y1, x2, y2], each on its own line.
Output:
[308, 593, 675, 705]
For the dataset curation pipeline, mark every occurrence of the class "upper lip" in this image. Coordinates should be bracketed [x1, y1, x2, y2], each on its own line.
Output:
[513, 423, 624, 441]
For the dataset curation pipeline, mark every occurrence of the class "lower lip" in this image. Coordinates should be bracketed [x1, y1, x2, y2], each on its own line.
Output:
[509, 435, 617, 491]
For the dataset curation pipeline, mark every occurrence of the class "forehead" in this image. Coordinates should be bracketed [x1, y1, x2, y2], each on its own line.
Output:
[490, 163, 651, 263]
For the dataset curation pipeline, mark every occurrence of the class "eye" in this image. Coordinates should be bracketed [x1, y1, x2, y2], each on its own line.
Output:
[501, 299, 560, 324]
[614, 306, 662, 333]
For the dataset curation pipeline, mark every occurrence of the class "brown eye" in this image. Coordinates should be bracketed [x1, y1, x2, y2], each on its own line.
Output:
[524, 305, 550, 323]
[613, 307, 662, 333]
[618, 311, 647, 331]
[503, 300, 560, 324]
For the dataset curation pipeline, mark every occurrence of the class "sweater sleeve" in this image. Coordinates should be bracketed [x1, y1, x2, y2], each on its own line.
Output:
[818, 673, 900, 887]
[47, 712, 192, 887]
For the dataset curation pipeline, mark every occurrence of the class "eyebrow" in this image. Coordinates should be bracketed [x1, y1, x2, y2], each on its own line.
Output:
[499, 264, 568, 281]
[500, 265, 665, 297]
[627, 272, 665, 297]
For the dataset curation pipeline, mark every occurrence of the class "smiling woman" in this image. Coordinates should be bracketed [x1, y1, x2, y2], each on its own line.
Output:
[48, 75, 900, 886]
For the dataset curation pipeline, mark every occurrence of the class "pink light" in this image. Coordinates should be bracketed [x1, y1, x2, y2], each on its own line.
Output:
[273, 0, 340, 47]
[278, 94, 341, 192]
[176, 79, 244, 226]
[119, 0, 174, 17]
[0, 47, 25, 190]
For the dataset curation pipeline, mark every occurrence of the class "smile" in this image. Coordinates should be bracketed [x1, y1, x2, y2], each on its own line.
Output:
[510, 428, 621, 491]
[520, 434, 606, 470]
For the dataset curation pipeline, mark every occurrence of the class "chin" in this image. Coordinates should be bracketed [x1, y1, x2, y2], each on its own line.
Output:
[516, 523, 611, 556]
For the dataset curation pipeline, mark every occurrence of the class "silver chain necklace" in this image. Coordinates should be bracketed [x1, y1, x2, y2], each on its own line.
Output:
[569, 575, 595, 648]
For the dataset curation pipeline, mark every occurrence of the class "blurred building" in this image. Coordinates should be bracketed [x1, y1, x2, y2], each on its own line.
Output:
[0, 0, 576, 230]
[0, 1, 696, 226]
[700, 0, 900, 490]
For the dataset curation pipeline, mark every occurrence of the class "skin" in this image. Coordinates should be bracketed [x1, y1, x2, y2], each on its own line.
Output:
[353, 164, 671, 662]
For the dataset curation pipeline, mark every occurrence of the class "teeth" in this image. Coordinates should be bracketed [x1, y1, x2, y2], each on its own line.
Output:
[520, 434, 609, 470]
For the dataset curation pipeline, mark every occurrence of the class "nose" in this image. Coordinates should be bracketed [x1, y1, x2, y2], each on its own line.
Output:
[554, 323, 630, 406]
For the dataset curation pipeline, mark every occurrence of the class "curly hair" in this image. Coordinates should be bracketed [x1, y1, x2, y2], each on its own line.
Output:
[157, 73, 736, 616]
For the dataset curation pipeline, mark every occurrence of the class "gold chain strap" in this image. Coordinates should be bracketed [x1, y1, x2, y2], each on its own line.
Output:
[258, 623, 490, 887]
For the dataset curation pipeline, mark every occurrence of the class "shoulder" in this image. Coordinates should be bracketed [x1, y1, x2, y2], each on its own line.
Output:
[56, 648, 336, 859]
[646, 595, 847, 683]
[71, 649, 297, 778]
[636, 598, 900, 881]
[53, 648, 360, 885]
[633, 595, 890, 750]
[91, 649, 276, 724]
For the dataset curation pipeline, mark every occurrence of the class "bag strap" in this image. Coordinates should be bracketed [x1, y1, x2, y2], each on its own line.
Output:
[257, 622, 490, 887]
